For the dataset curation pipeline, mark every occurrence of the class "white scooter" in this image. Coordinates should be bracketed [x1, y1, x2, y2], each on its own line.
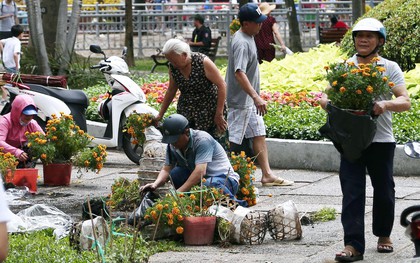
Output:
[1, 45, 158, 164]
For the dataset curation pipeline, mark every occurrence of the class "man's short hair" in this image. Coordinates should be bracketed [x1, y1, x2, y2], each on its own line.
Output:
[193, 14, 204, 25]
[11, 24, 24, 38]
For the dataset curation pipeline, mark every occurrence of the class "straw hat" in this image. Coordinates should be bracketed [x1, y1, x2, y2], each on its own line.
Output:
[259, 2, 276, 15]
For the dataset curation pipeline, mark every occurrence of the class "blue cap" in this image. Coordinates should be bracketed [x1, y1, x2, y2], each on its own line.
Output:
[22, 105, 38, 116]
[238, 3, 267, 23]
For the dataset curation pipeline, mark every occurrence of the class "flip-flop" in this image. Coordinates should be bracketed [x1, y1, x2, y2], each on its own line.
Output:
[377, 243, 393, 253]
[261, 178, 294, 186]
[335, 249, 364, 262]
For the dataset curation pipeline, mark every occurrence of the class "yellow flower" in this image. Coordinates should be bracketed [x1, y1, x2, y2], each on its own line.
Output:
[332, 80, 338, 86]
[190, 194, 196, 201]
[366, 86, 374, 94]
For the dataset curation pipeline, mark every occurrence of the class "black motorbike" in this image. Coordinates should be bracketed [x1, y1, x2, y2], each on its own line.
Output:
[400, 142, 420, 258]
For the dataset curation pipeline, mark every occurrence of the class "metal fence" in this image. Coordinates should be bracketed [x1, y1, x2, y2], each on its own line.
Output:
[17, 1, 384, 58]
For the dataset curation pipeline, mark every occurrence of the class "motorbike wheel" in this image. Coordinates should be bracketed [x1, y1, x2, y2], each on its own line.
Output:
[121, 116, 143, 164]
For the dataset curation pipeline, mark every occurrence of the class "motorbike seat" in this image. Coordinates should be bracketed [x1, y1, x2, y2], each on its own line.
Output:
[26, 84, 89, 107]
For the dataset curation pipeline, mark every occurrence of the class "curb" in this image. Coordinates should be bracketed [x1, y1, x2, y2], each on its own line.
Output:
[266, 138, 420, 176]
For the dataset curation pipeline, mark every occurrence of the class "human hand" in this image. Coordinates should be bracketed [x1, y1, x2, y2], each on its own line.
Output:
[139, 182, 157, 193]
[253, 96, 268, 116]
[153, 114, 163, 127]
[18, 152, 29, 162]
[214, 114, 227, 133]
[373, 101, 387, 116]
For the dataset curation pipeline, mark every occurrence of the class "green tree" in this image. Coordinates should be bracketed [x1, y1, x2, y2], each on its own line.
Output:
[341, 0, 420, 71]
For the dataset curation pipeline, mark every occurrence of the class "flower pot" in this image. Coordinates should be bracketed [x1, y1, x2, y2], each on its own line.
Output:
[43, 163, 72, 186]
[5, 168, 38, 193]
[183, 216, 216, 245]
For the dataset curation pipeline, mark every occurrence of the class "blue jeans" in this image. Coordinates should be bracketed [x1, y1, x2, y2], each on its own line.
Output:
[5, 67, 18, 74]
[169, 166, 248, 207]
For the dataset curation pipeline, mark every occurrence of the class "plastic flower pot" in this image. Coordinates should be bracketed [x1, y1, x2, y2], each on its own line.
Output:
[43, 163, 72, 186]
[6, 168, 38, 193]
[183, 216, 216, 245]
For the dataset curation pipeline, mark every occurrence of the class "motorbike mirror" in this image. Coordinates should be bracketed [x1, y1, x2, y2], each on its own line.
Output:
[90, 45, 103, 54]
[404, 141, 420, 159]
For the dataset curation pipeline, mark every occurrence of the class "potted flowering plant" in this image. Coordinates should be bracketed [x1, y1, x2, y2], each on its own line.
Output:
[0, 147, 18, 183]
[230, 151, 257, 207]
[324, 57, 393, 113]
[144, 184, 224, 244]
[124, 111, 155, 145]
[26, 113, 107, 186]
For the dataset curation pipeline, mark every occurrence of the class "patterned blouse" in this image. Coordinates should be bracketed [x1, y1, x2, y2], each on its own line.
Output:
[169, 52, 225, 137]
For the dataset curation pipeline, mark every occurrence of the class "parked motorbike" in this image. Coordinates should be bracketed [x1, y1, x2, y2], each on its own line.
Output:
[1, 45, 158, 164]
[400, 141, 420, 258]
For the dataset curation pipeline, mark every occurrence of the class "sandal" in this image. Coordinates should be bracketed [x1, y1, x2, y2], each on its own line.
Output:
[335, 245, 364, 262]
[377, 237, 393, 253]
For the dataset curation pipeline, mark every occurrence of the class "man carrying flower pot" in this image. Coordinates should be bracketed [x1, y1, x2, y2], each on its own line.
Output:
[319, 18, 411, 262]
[0, 94, 43, 168]
[140, 113, 247, 207]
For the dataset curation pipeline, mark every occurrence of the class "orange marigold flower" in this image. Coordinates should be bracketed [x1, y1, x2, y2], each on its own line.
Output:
[356, 89, 362, 95]
[176, 226, 184, 234]
[388, 82, 395, 87]
[341, 73, 348, 78]
[156, 204, 163, 211]
[324, 65, 330, 70]
[190, 194, 196, 201]
[366, 86, 374, 94]
[339, 87, 346, 93]
[41, 153, 47, 160]
[168, 219, 174, 225]
[332, 80, 338, 86]
[177, 215, 183, 221]
[382, 76, 388, 82]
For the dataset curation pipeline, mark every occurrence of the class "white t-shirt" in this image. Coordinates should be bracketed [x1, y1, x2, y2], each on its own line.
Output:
[0, 179, 11, 223]
[1, 36, 20, 69]
[348, 55, 406, 143]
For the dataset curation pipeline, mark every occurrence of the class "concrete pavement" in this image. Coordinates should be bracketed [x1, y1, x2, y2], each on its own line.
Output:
[6, 149, 420, 263]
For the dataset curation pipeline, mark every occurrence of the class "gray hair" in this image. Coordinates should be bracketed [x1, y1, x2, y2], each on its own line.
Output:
[162, 38, 191, 58]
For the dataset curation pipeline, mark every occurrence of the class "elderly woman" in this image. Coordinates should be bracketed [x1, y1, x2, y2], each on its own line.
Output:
[155, 38, 227, 140]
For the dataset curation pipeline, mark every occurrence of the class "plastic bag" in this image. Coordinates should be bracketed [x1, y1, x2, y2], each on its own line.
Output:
[267, 200, 302, 240]
[7, 204, 73, 239]
[128, 191, 160, 226]
[79, 216, 110, 251]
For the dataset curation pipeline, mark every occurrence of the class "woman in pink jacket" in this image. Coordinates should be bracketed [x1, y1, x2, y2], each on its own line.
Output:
[0, 94, 43, 168]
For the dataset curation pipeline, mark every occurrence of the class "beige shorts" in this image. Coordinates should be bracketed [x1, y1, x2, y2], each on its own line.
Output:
[227, 106, 266, 145]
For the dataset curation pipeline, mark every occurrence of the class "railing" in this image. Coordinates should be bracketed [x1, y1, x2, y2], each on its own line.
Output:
[17, 1, 384, 57]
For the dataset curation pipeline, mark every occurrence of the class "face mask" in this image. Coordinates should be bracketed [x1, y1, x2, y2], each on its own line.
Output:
[19, 118, 29, 126]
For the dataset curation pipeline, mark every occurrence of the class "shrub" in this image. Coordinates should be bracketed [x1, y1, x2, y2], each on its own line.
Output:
[264, 103, 326, 141]
[341, 0, 420, 72]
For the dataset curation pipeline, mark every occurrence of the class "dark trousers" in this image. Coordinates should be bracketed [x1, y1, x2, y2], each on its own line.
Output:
[339, 142, 396, 254]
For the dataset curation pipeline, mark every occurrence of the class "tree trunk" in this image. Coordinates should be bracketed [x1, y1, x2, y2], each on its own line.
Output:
[58, 0, 81, 75]
[125, 0, 135, 67]
[55, 0, 67, 64]
[352, 0, 364, 23]
[41, 0, 60, 56]
[26, 0, 51, 75]
[285, 0, 303, 52]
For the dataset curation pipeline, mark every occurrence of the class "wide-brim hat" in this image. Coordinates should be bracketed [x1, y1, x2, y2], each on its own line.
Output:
[259, 2, 276, 15]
